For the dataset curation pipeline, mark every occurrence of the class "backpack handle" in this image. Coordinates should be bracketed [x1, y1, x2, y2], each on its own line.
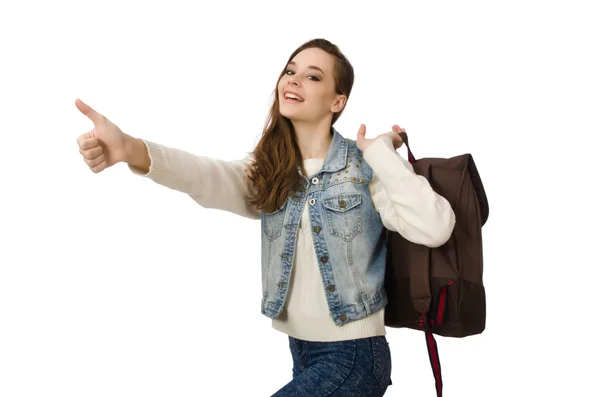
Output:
[397, 131, 416, 163]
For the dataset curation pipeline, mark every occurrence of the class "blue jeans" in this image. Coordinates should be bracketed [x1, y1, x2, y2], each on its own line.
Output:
[271, 335, 392, 396]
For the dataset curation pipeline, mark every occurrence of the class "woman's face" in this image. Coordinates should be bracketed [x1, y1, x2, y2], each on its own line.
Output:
[278, 47, 345, 123]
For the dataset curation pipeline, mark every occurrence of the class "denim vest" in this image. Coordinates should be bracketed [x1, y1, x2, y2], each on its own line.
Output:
[260, 127, 388, 326]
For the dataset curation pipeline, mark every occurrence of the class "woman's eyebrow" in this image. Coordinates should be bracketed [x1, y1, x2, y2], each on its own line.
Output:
[287, 61, 325, 75]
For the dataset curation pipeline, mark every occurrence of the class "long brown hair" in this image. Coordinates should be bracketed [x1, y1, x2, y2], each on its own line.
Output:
[245, 38, 355, 214]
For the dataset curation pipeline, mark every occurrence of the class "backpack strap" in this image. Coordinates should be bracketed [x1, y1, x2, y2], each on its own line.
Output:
[424, 323, 442, 397]
[409, 243, 433, 313]
[402, 134, 433, 316]
[420, 281, 454, 397]
[398, 131, 415, 163]
[399, 132, 452, 397]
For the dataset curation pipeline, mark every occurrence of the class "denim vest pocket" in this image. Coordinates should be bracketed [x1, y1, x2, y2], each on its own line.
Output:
[322, 191, 362, 241]
[262, 201, 287, 241]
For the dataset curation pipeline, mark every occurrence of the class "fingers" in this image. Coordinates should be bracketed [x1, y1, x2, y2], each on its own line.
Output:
[78, 135, 99, 150]
[356, 124, 366, 140]
[79, 144, 103, 159]
[392, 124, 406, 134]
[90, 158, 108, 173]
[77, 133, 106, 172]
[85, 152, 106, 169]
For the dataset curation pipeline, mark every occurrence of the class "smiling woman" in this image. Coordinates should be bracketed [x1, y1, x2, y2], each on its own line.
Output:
[246, 42, 356, 215]
[75, 37, 455, 397]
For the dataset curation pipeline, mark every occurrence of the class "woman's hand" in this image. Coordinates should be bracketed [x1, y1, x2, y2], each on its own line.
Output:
[356, 124, 406, 152]
[75, 98, 130, 173]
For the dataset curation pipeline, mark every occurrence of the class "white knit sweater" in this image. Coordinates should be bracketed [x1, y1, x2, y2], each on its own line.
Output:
[128, 135, 455, 342]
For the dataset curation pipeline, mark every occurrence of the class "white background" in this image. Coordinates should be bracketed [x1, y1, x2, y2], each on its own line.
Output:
[1, 0, 598, 396]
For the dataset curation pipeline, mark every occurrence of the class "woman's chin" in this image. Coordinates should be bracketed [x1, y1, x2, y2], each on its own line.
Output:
[280, 107, 301, 119]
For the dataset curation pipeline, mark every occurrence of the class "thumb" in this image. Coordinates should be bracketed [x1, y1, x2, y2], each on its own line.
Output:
[356, 124, 366, 143]
[75, 98, 103, 124]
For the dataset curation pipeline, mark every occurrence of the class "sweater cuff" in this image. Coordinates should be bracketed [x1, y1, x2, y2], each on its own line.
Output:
[127, 139, 169, 177]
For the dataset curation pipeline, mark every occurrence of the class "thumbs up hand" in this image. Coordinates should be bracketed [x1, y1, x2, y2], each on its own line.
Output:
[75, 98, 128, 173]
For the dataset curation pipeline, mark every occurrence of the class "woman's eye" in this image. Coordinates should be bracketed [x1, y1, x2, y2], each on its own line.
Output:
[285, 69, 319, 81]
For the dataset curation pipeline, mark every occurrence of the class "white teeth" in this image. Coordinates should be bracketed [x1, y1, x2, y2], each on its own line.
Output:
[285, 93, 303, 101]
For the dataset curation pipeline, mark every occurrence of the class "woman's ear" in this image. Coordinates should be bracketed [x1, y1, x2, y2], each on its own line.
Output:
[331, 95, 346, 113]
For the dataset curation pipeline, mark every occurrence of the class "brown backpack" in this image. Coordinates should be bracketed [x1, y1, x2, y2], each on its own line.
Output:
[384, 132, 489, 396]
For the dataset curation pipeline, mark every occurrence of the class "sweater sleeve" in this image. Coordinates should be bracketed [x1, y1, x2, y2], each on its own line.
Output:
[127, 139, 261, 220]
[363, 135, 455, 247]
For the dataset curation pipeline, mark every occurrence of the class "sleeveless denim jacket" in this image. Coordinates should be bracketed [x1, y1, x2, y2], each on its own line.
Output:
[260, 126, 388, 326]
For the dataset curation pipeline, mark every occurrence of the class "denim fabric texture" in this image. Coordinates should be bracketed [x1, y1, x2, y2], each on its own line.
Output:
[260, 127, 389, 326]
[271, 335, 392, 396]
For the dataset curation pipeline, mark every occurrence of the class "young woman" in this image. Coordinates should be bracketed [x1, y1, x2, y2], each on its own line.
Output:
[76, 38, 455, 396]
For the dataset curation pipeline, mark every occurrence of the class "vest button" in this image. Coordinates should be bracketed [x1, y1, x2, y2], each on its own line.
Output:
[339, 314, 347, 321]
[327, 284, 335, 292]
[313, 226, 321, 233]
[311, 177, 319, 184]
[309, 198, 316, 206]
[320, 256, 328, 263]
[339, 199, 346, 208]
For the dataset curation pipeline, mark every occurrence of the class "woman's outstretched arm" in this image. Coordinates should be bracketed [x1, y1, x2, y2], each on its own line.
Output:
[76, 98, 260, 220]
[126, 136, 261, 220]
